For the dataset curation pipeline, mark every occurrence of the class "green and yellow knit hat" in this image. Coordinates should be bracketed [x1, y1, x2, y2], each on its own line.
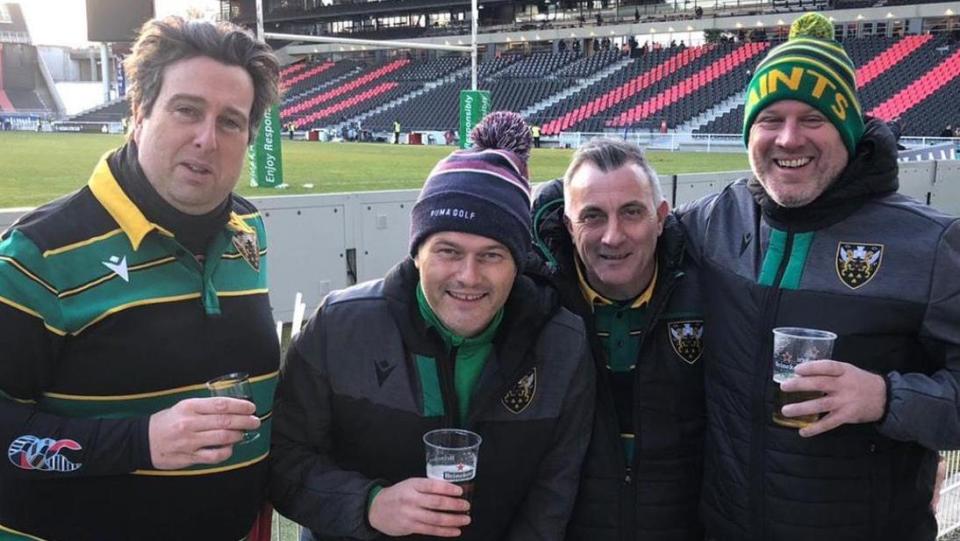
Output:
[742, 13, 864, 155]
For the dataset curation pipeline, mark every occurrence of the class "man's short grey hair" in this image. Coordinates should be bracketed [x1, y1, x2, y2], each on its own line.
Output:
[562, 136, 664, 204]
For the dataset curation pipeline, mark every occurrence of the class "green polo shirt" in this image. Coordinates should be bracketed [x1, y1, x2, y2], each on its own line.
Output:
[417, 283, 502, 426]
[576, 258, 656, 460]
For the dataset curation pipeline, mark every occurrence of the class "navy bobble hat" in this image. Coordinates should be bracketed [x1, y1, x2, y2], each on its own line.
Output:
[409, 111, 533, 264]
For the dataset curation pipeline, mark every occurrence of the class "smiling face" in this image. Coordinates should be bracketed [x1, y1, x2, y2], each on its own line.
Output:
[564, 161, 669, 301]
[133, 55, 254, 215]
[748, 100, 849, 208]
[415, 231, 517, 338]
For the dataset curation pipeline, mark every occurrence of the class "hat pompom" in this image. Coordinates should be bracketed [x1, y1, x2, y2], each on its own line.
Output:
[470, 111, 532, 162]
[789, 12, 834, 40]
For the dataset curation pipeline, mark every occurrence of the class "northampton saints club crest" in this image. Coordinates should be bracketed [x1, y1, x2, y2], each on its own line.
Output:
[502, 367, 536, 414]
[232, 229, 260, 272]
[836, 242, 883, 289]
[668, 320, 704, 365]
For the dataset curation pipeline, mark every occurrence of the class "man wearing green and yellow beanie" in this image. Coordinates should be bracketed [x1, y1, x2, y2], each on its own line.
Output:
[679, 12, 960, 541]
[743, 13, 864, 155]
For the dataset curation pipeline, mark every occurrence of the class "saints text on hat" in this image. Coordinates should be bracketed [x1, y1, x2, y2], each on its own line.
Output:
[746, 65, 853, 121]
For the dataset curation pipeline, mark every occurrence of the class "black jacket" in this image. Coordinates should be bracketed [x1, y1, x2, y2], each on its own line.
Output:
[270, 258, 595, 540]
[530, 179, 706, 541]
[680, 118, 960, 540]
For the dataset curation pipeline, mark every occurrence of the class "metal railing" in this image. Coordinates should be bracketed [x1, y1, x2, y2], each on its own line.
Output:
[939, 451, 960, 537]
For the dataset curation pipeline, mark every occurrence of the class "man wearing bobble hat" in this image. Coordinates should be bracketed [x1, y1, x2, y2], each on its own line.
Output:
[270, 111, 595, 540]
[680, 13, 960, 540]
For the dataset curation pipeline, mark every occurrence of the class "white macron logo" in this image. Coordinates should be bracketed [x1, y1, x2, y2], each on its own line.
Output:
[102, 256, 129, 282]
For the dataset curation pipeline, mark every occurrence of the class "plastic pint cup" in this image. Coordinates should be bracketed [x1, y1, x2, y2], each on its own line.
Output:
[423, 429, 482, 506]
[772, 328, 837, 428]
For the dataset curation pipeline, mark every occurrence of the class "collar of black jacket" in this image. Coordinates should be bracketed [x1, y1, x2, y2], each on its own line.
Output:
[107, 141, 232, 255]
[747, 116, 900, 232]
[382, 257, 562, 378]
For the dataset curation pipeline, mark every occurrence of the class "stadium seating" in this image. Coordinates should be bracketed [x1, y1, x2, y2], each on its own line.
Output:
[70, 100, 129, 123]
[395, 56, 470, 81]
[897, 75, 960, 136]
[538, 42, 767, 134]
[697, 35, 960, 135]
[553, 50, 624, 79]
[269, 35, 960, 137]
[0, 44, 12, 112]
[281, 59, 410, 123]
[855, 35, 932, 88]
[282, 61, 338, 97]
[491, 51, 579, 79]
[0, 41, 54, 114]
[606, 41, 768, 128]
[280, 61, 308, 79]
[869, 46, 960, 121]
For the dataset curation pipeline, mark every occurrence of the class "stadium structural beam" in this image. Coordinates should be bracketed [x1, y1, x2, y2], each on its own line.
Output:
[471, 0, 477, 90]
[263, 32, 473, 53]
[100, 43, 110, 103]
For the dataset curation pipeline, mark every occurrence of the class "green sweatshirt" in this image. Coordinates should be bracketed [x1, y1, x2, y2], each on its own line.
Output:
[416, 282, 503, 425]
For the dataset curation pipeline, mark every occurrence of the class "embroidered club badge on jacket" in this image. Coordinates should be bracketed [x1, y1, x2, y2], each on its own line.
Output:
[668, 320, 704, 365]
[232, 229, 260, 272]
[836, 242, 883, 289]
[502, 367, 537, 414]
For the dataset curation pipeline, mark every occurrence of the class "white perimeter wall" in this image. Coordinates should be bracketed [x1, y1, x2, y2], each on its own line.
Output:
[0, 161, 955, 322]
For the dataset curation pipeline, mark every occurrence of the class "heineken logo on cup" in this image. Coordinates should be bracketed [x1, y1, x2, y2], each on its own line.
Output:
[441, 463, 476, 482]
[424, 429, 482, 506]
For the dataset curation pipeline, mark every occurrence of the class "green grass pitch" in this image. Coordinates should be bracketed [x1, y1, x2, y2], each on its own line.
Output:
[0, 132, 748, 209]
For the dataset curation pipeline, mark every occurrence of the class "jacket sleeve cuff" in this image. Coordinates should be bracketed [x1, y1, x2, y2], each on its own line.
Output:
[135, 416, 154, 470]
[876, 372, 894, 427]
[367, 484, 383, 514]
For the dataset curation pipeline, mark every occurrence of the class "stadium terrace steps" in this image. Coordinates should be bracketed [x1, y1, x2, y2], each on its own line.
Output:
[523, 55, 634, 120]
[607, 41, 768, 127]
[856, 34, 933, 88]
[680, 93, 744, 133]
[492, 51, 580, 79]
[897, 75, 960, 136]
[396, 56, 470, 82]
[856, 35, 951, 114]
[280, 61, 309, 79]
[552, 51, 624, 79]
[282, 62, 364, 107]
[479, 55, 522, 78]
[70, 99, 129, 122]
[281, 61, 336, 89]
[0, 44, 10, 111]
[868, 47, 960, 120]
[295, 81, 404, 127]
[540, 45, 713, 135]
[329, 81, 440, 133]
[362, 78, 462, 131]
[264, 37, 959, 136]
[693, 102, 745, 134]
[690, 36, 958, 136]
[281, 59, 411, 119]
[357, 53, 591, 132]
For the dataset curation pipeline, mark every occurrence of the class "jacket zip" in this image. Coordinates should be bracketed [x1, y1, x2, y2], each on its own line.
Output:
[628, 270, 683, 475]
[438, 345, 460, 428]
[749, 226, 792, 541]
[612, 270, 683, 540]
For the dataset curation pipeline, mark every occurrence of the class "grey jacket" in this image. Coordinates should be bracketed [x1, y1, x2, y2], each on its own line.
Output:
[680, 118, 960, 540]
[270, 258, 596, 540]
